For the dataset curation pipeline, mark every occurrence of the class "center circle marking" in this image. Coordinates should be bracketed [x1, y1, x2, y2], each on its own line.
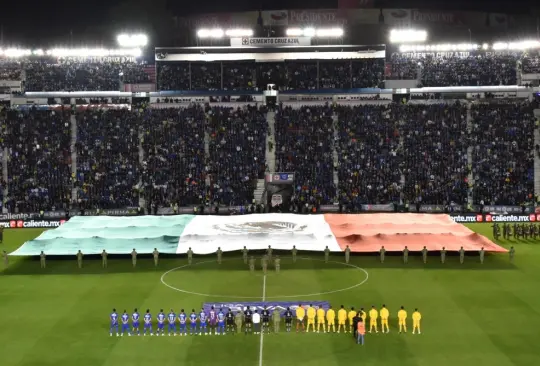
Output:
[160, 257, 369, 299]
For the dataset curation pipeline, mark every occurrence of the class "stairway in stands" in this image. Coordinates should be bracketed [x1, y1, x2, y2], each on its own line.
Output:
[534, 109, 540, 197]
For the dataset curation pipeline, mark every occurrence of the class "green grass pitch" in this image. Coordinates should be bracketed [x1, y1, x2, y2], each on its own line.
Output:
[1, 223, 540, 366]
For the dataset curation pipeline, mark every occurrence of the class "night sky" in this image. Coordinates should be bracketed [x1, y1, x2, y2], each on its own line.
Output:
[0, 0, 536, 45]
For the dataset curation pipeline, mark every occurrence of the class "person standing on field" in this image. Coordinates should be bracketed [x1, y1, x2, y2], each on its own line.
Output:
[403, 246, 409, 264]
[187, 247, 193, 264]
[242, 246, 248, 264]
[422, 246, 428, 264]
[235, 310, 243, 334]
[77, 250, 83, 269]
[131, 248, 137, 268]
[2, 250, 8, 268]
[261, 255, 268, 274]
[101, 250, 108, 268]
[345, 245, 350, 263]
[509, 246, 515, 262]
[40, 251, 46, 268]
[272, 308, 281, 333]
[274, 255, 281, 273]
[380, 246, 386, 263]
[292, 245, 298, 263]
[217, 247, 222, 264]
[153, 248, 159, 267]
[479, 247, 485, 264]
[267, 245, 273, 261]
[324, 246, 330, 263]
[459, 246, 465, 264]
[441, 247, 447, 264]
[249, 256, 255, 272]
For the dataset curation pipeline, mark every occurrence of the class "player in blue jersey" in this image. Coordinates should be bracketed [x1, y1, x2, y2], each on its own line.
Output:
[189, 309, 198, 335]
[209, 306, 217, 335]
[121, 310, 132, 336]
[132, 308, 140, 336]
[178, 309, 187, 336]
[217, 308, 226, 335]
[157, 309, 166, 336]
[110, 308, 119, 336]
[167, 309, 177, 336]
[199, 309, 208, 335]
[143, 309, 153, 336]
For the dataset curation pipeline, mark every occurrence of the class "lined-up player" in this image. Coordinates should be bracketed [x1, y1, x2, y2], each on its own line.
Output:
[217, 308, 226, 335]
[337, 305, 347, 333]
[369, 306, 378, 333]
[306, 304, 316, 332]
[284, 307, 293, 332]
[244, 306, 253, 334]
[132, 308, 140, 336]
[317, 306, 326, 333]
[326, 305, 336, 333]
[143, 309, 153, 336]
[189, 309, 198, 335]
[109, 309, 119, 336]
[398, 306, 407, 333]
[168, 309, 177, 336]
[226, 308, 235, 333]
[296, 304, 305, 333]
[380, 305, 390, 333]
[348, 307, 357, 333]
[178, 309, 188, 336]
[121, 310, 131, 336]
[209, 306, 217, 335]
[157, 310, 166, 336]
[262, 306, 270, 334]
[199, 309, 208, 335]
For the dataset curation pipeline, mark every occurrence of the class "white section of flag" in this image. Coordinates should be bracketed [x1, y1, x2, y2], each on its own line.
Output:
[176, 213, 340, 254]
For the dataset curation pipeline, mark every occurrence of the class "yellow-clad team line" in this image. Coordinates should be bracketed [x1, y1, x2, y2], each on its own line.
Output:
[297, 304, 422, 335]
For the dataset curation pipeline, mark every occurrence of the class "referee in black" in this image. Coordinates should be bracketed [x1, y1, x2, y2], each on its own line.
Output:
[352, 312, 361, 339]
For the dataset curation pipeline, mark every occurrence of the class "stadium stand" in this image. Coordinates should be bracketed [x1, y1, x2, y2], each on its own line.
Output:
[275, 105, 336, 206]
[141, 106, 207, 208]
[207, 105, 268, 206]
[4, 109, 72, 212]
[522, 56, 540, 74]
[471, 101, 535, 205]
[75, 109, 141, 208]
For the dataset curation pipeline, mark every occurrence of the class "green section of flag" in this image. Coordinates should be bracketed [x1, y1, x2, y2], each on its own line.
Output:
[10, 215, 196, 256]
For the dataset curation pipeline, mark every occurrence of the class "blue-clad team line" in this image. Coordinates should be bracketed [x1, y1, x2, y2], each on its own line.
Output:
[109, 307, 228, 336]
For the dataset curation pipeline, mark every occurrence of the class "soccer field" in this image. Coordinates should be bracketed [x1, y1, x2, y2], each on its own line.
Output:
[1, 224, 540, 366]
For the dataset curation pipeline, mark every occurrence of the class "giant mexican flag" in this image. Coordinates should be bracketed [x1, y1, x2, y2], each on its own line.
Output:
[11, 213, 506, 256]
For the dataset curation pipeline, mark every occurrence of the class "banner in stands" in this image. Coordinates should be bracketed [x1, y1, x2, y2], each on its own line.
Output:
[288, 9, 348, 26]
[362, 204, 394, 212]
[230, 37, 311, 47]
[261, 10, 289, 26]
[124, 83, 156, 92]
[265, 173, 295, 184]
[450, 214, 540, 223]
[0, 219, 66, 228]
[203, 301, 330, 316]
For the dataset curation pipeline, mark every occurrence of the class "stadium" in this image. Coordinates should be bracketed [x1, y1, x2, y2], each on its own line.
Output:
[1, 1, 540, 365]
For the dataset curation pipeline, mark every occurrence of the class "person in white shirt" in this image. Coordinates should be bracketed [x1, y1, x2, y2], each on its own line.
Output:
[252, 310, 261, 334]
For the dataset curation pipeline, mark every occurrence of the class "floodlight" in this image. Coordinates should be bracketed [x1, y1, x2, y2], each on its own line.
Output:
[286, 28, 303, 36]
[197, 29, 224, 38]
[390, 29, 427, 43]
[33, 49, 44, 56]
[225, 29, 253, 37]
[117, 34, 148, 48]
[2, 48, 32, 57]
[316, 28, 344, 37]
[482, 43, 489, 50]
[303, 28, 316, 37]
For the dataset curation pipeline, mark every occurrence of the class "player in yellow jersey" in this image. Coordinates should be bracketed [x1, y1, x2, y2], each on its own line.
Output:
[412, 308, 422, 334]
[326, 305, 336, 333]
[337, 305, 347, 333]
[368, 305, 379, 333]
[306, 304, 316, 332]
[359, 307, 366, 322]
[316, 306, 326, 333]
[348, 307, 357, 333]
[380, 304, 390, 333]
[296, 304, 305, 333]
[398, 306, 407, 333]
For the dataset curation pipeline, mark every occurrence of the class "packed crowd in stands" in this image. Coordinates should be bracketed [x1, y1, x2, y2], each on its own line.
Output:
[388, 53, 418, 79]
[336, 103, 469, 209]
[522, 56, 540, 74]
[471, 101, 535, 205]
[275, 105, 336, 205]
[0, 60, 22, 80]
[141, 106, 207, 209]
[4, 109, 72, 212]
[76, 109, 141, 208]
[24, 60, 151, 91]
